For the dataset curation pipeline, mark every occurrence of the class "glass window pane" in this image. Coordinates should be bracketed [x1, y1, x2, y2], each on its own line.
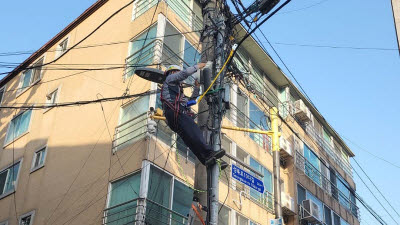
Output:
[304, 145, 321, 186]
[183, 41, 200, 69]
[127, 25, 157, 77]
[146, 166, 172, 225]
[218, 205, 230, 225]
[306, 191, 324, 222]
[20, 215, 31, 225]
[297, 184, 306, 205]
[172, 181, 193, 224]
[236, 91, 248, 128]
[107, 172, 141, 225]
[0, 170, 7, 194]
[21, 70, 32, 89]
[249, 158, 261, 201]
[4, 162, 20, 194]
[324, 205, 332, 225]
[249, 100, 269, 149]
[116, 96, 149, 150]
[236, 214, 248, 225]
[333, 213, 340, 225]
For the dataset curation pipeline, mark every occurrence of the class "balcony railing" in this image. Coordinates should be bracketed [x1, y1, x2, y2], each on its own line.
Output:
[103, 198, 188, 225]
[166, 0, 203, 32]
[302, 123, 353, 177]
[295, 151, 359, 219]
[125, 40, 191, 78]
[113, 113, 148, 152]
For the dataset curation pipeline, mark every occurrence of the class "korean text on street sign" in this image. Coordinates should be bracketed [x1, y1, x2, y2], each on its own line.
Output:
[231, 164, 264, 193]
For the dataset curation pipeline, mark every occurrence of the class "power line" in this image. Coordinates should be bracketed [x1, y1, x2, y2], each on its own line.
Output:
[353, 157, 400, 218]
[273, 42, 400, 51]
[277, 0, 330, 15]
[0, 90, 158, 110]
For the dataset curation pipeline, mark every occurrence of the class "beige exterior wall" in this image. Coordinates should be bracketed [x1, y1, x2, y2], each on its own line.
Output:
[0, 1, 358, 225]
[392, 0, 400, 52]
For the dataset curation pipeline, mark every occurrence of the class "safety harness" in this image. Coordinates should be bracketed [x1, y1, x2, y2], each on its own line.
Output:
[160, 81, 194, 128]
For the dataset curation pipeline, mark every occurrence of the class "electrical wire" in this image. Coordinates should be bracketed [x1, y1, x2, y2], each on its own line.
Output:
[273, 42, 400, 51]
[353, 158, 400, 218]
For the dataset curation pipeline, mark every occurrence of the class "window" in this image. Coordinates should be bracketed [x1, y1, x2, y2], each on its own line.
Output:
[249, 157, 273, 208]
[0, 161, 21, 197]
[235, 146, 248, 192]
[333, 213, 340, 225]
[55, 38, 68, 58]
[236, 89, 248, 128]
[5, 110, 32, 145]
[249, 100, 270, 151]
[305, 191, 324, 222]
[18, 58, 44, 93]
[182, 40, 200, 85]
[132, 0, 157, 19]
[31, 147, 47, 171]
[324, 205, 332, 225]
[337, 175, 351, 209]
[0, 220, 8, 225]
[19, 211, 35, 225]
[126, 25, 157, 77]
[161, 23, 183, 68]
[303, 145, 321, 186]
[115, 96, 149, 151]
[0, 86, 5, 105]
[218, 205, 230, 225]
[46, 89, 58, 106]
[106, 172, 141, 225]
[236, 213, 249, 225]
[220, 136, 232, 185]
[297, 184, 306, 204]
[146, 165, 193, 225]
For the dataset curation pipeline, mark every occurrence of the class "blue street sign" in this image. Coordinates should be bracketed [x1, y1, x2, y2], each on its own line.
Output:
[231, 164, 264, 193]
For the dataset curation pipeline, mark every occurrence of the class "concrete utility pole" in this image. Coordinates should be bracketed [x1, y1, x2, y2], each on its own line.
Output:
[194, 0, 227, 225]
[270, 107, 282, 220]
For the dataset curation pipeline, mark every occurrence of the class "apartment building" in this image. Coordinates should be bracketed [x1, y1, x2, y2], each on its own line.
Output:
[0, 1, 359, 225]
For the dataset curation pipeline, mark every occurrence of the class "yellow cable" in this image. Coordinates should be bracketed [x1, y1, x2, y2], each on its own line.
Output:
[197, 48, 235, 104]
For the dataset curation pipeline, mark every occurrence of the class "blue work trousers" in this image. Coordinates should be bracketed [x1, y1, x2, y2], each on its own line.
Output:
[164, 106, 212, 164]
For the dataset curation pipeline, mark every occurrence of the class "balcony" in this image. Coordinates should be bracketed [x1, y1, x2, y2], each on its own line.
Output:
[302, 122, 353, 177]
[103, 198, 189, 225]
[165, 0, 203, 32]
[133, 0, 202, 32]
[295, 151, 359, 219]
[125, 39, 192, 78]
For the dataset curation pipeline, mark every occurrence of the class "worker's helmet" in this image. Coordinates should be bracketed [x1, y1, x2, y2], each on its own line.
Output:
[165, 65, 182, 76]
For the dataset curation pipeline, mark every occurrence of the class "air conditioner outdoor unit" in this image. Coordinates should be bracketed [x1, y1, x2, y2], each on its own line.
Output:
[281, 192, 295, 215]
[294, 99, 311, 122]
[279, 136, 292, 157]
[302, 199, 321, 224]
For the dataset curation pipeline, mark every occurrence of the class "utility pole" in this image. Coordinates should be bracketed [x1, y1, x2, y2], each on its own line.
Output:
[270, 107, 282, 221]
[194, 0, 227, 225]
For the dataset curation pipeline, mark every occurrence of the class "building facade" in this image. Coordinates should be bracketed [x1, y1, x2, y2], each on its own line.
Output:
[0, 1, 359, 225]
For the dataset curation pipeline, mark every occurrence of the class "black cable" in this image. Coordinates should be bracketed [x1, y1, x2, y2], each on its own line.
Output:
[9, 0, 139, 77]
[353, 158, 400, 218]
[0, 29, 205, 58]
[0, 90, 158, 110]
[218, 169, 230, 214]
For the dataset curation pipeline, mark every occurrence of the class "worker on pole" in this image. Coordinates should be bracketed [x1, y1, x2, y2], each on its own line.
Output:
[160, 63, 225, 166]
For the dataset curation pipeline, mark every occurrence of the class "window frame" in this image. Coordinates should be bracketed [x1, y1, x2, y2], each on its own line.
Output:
[0, 158, 23, 199]
[30, 146, 47, 173]
[4, 109, 33, 147]
[16, 56, 45, 97]
[0, 220, 8, 225]
[55, 37, 69, 59]
[0, 85, 6, 106]
[44, 86, 61, 113]
[18, 210, 35, 225]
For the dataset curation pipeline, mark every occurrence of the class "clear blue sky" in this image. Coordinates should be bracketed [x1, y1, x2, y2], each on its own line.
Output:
[1, 0, 399, 224]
